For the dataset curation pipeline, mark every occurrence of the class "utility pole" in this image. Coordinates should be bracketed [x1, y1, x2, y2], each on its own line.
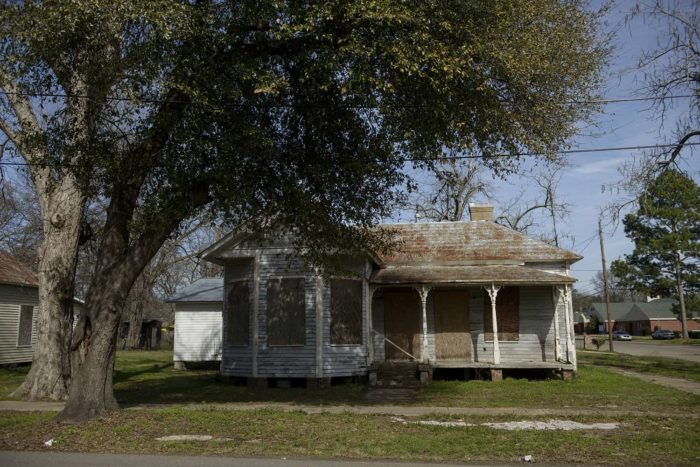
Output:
[598, 218, 614, 352]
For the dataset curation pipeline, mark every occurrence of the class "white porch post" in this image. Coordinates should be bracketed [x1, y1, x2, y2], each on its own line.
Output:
[484, 283, 501, 365]
[315, 272, 324, 378]
[552, 286, 562, 362]
[366, 284, 378, 365]
[564, 285, 576, 368]
[252, 250, 260, 378]
[416, 285, 431, 363]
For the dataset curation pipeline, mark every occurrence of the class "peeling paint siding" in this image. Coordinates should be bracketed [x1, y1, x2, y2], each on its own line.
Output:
[174, 303, 222, 362]
[525, 262, 568, 275]
[321, 263, 368, 377]
[0, 284, 38, 365]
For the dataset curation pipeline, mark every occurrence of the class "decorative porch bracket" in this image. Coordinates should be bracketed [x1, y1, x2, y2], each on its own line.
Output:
[415, 285, 432, 363]
[552, 286, 563, 362]
[484, 283, 501, 365]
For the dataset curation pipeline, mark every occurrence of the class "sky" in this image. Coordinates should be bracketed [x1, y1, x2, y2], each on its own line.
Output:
[397, 0, 700, 296]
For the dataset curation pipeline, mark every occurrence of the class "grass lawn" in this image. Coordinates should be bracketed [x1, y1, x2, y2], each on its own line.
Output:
[579, 350, 700, 383]
[1, 408, 699, 465]
[2, 350, 700, 464]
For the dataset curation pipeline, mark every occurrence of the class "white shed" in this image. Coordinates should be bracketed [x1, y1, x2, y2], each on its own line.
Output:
[167, 278, 223, 369]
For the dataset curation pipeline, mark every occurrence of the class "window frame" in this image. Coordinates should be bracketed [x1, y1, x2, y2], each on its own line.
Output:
[16, 304, 35, 348]
[226, 278, 251, 348]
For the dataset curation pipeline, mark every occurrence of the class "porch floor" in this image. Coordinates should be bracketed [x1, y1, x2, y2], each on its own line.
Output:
[432, 360, 575, 370]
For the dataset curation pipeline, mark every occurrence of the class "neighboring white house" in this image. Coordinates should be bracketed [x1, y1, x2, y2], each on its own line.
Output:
[167, 278, 223, 369]
[0, 251, 39, 365]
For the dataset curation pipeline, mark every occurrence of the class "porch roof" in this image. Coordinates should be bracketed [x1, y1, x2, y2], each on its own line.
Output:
[369, 264, 575, 286]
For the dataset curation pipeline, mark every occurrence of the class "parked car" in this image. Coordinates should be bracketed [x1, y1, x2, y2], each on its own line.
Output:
[651, 329, 676, 340]
[612, 330, 632, 341]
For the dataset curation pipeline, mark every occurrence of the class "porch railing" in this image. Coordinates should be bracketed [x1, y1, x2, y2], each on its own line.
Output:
[372, 329, 419, 362]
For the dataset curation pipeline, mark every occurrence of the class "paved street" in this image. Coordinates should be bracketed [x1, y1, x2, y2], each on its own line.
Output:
[606, 341, 700, 363]
[0, 451, 494, 467]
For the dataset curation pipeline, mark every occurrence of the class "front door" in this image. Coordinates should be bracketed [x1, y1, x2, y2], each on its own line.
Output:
[433, 290, 471, 360]
[383, 289, 421, 360]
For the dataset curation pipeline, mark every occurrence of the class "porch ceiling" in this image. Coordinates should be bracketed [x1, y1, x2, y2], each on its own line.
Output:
[370, 265, 576, 286]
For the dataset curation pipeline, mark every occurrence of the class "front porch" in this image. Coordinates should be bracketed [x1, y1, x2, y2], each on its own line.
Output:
[366, 265, 577, 382]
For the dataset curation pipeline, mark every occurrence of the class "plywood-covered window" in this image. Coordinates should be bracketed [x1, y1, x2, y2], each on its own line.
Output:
[483, 286, 519, 341]
[267, 277, 306, 346]
[17, 305, 34, 347]
[330, 279, 363, 345]
[227, 281, 249, 346]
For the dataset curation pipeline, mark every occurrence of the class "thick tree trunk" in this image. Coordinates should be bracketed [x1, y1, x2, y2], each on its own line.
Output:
[11, 182, 85, 401]
[126, 299, 146, 349]
[58, 311, 120, 422]
[675, 256, 689, 339]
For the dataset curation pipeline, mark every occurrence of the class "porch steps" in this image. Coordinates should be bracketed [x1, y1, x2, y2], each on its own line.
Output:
[375, 362, 421, 388]
[366, 387, 417, 404]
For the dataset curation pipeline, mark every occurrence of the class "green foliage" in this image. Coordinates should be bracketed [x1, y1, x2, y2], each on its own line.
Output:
[611, 170, 700, 318]
[1, 0, 608, 266]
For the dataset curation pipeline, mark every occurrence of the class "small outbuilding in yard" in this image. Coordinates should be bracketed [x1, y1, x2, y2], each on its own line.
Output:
[167, 278, 223, 370]
[200, 204, 580, 387]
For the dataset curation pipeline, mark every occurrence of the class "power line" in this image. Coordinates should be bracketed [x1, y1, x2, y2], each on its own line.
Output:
[0, 90, 695, 108]
[2, 142, 698, 167]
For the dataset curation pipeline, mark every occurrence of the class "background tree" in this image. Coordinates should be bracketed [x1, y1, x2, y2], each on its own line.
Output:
[495, 162, 573, 246]
[589, 269, 646, 302]
[611, 170, 700, 338]
[413, 156, 492, 222]
[0, 177, 42, 267]
[2, 0, 607, 421]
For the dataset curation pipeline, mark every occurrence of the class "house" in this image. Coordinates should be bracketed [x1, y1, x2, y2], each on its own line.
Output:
[166, 278, 223, 370]
[0, 252, 83, 366]
[586, 302, 634, 333]
[0, 252, 40, 365]
[118, 317, 168, 350]
[200, 204, 580, 385]
[618, 298, 700, 335]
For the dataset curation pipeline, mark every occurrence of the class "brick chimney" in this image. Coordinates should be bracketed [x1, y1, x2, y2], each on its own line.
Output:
[468, 203, 494, 222]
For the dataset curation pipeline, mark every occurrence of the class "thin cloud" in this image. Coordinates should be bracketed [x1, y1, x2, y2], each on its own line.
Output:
[571, 157, 628, 175]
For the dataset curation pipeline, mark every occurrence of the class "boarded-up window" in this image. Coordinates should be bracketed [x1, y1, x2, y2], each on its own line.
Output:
[227, 281, 249, 346]
[17, 305, 33, 347]
[483, 287, 519, 341]
[267, 278, 306, 346]
[330, 279, 363, 345]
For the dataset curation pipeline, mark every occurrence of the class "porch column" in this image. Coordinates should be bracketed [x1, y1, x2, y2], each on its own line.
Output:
[484, 283, 501, 365]
[551, 286, 562, 362]
[416, 285, 432, 363]
[315, 272, 324, 378]
[366, 284, 378, 365]
[252, 250, 260, 377]
[564, 285, 576, 368]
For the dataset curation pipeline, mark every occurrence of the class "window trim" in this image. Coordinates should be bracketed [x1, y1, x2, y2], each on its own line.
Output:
[265, 275, 308, 348]
[16, 304, 35, 348]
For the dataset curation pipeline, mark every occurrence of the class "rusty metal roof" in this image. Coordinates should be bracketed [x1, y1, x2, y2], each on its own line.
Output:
[377, 221, 581, 265]
[371, 265, 575, 285]
[0, 251, 37, 287]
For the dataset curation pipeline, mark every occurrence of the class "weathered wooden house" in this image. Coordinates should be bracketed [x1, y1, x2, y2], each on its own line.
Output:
[201, 205, 580, 385]
[167, 278, 223, 369]
[0, 252, 83, 366]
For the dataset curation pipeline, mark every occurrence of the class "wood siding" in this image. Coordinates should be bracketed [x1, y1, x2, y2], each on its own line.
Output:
[0, 284, 38, 365]
[221, 252, 369, 378]
[174, 302, 222, 362]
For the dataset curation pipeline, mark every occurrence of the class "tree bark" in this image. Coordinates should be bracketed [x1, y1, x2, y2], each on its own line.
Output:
[11, 179, 85, 401]
[675, 254, 689, 339]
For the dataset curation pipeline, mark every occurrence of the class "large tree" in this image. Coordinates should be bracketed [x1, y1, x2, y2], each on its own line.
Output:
[1, 1, 606, 420]
[611, 170, 700, 338]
